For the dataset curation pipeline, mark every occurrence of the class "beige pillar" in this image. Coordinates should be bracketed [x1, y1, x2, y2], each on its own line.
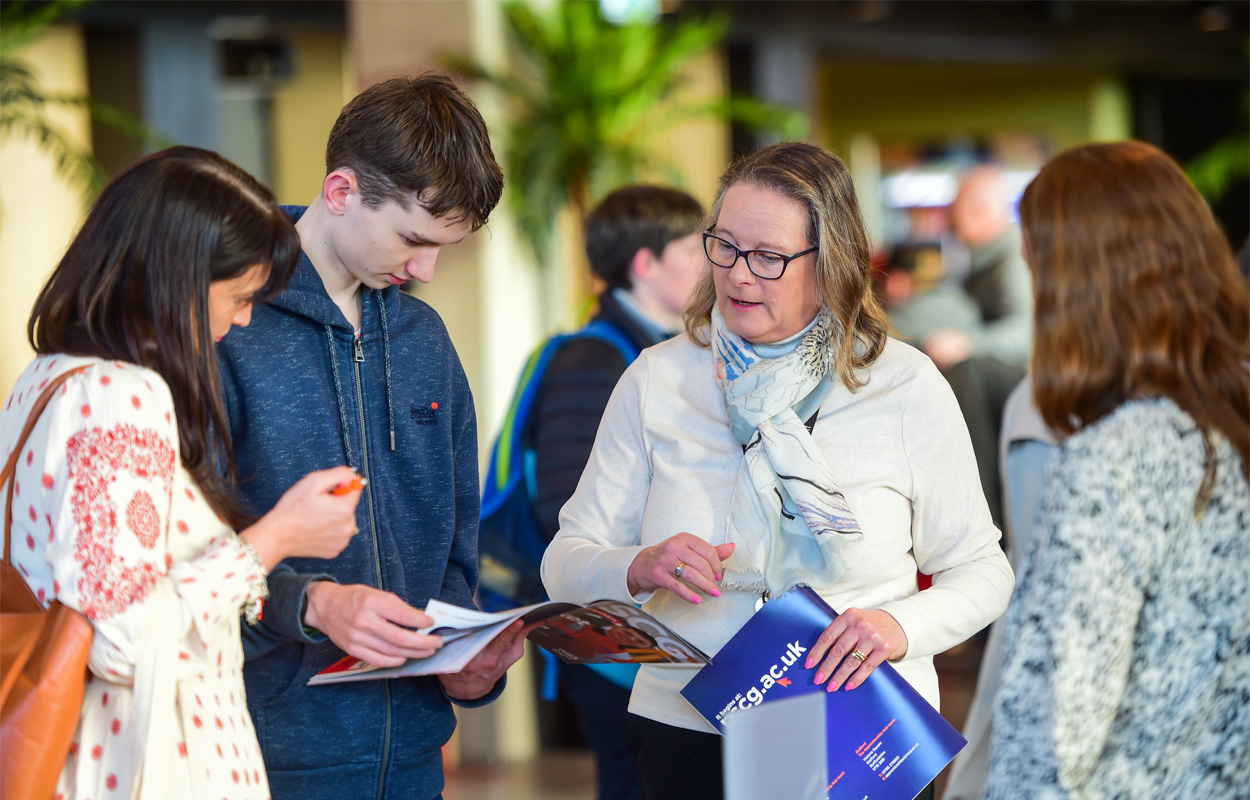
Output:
[0, 24, 92, 395]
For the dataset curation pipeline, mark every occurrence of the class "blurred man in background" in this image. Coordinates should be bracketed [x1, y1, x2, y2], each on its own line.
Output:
[888, 165, 1032, 529]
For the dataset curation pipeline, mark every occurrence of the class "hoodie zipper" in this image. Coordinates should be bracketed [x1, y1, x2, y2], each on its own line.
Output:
[353, 333, 393, 799]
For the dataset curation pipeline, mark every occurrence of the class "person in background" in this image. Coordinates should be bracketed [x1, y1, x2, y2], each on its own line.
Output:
[940, 374, 1057, 800]
[529, 184, 705, 800]
[0, 146, 360, 799]
[983, 140, 1250, 798]
[889, 165, 1033, 529]
[216, 73, 531, 800]
[917, 165, 1031, 372]
[542, 141, 1014, 800]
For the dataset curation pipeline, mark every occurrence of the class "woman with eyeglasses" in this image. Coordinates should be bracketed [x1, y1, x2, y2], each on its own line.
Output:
[542, 141, 1014, 800]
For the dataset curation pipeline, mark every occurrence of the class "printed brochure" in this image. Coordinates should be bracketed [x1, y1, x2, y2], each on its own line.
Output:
[680, 586, 966, 800]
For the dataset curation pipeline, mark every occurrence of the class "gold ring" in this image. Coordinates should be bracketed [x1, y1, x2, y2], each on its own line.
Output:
[674, 561, 687, 579]
[850, 648, 868, 663]
[352, 526, 360, 536]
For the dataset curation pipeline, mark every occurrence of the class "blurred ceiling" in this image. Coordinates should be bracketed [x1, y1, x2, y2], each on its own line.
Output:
[721, 0, 1248, 78]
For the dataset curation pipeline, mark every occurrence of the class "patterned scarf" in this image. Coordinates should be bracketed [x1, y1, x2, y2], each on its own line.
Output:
[711, 305, 863, 596]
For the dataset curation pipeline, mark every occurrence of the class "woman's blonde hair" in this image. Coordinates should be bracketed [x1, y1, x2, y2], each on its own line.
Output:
[1020, 140, 1249, 511]
[683, 141, 889, 391]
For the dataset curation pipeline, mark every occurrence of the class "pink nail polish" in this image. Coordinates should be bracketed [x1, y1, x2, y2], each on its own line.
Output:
[692, 596, 701, 604]
[805, 658, 813, 669]
[711, 588, 721, 598]
[814, 672, 824, 683]
[846, 682, 856, 691]
[715, 573, 722, 582]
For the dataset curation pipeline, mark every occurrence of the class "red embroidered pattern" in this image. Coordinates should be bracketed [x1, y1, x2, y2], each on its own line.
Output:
[66, 423, 176, 620]
[126, 491, 161, 549]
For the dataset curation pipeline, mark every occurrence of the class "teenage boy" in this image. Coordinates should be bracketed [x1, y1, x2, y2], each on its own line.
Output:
[529, 185, 705, 800]
[217, 73, 526, 800]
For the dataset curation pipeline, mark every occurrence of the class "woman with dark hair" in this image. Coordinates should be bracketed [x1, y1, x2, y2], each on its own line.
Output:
[983, 141, 1250, 798]
[542, 141, 1014, 800]
[0, 146, 362, 799]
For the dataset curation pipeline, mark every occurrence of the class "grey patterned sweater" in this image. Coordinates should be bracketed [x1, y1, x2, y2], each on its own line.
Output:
[983, 397, 1250, 799]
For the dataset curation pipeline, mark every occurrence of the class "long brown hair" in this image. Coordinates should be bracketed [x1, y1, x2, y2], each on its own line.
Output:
[28, 146, 301, 527]
[684, 142, 890, 391]
[1020, 140, 1249, 512]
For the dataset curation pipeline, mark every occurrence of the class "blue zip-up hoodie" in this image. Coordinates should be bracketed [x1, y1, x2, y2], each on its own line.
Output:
[217, 207, 497, 800]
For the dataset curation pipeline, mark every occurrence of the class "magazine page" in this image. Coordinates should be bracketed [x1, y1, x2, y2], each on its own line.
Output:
[528, 600, 710, 665]
[420, 598, 581, 642]
[680, 586, 965, 800]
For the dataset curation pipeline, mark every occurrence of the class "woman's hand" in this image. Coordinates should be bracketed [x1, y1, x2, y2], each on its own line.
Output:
[627, 533, 735, 604]
[239, 466, 362, 569]
[805, 608, 909, 692]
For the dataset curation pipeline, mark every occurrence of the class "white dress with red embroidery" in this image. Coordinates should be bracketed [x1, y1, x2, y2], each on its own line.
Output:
[0, 356, 270, 800]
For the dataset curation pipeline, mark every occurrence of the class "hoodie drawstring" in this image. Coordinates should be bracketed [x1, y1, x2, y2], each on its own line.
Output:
[325, 325, 357, 470]
[375, 291, 397, 452]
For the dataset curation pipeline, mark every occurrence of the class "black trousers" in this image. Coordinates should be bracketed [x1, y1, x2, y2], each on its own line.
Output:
[625, 713, 935, 800]
[626, 713, 724, 800]
[562, 667, 645, 800]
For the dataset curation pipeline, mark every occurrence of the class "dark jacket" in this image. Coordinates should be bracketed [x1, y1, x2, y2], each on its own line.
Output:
[217, 206, 494, 800]
[530, 290, 663, 540]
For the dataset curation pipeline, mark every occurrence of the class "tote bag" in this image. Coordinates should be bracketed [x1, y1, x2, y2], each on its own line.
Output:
[1, 367, 93, 800]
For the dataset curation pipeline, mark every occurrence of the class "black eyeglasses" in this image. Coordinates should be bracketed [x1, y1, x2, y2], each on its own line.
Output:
[702, 230, 817, 280]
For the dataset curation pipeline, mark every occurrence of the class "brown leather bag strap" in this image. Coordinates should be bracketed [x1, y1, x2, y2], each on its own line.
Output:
[3, 366, 91, 565]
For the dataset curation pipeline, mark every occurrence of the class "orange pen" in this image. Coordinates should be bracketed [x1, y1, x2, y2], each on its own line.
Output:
[330, 476, 367, 495]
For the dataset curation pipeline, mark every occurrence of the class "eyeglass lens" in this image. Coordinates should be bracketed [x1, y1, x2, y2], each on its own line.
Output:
[703, 233, 790, 280]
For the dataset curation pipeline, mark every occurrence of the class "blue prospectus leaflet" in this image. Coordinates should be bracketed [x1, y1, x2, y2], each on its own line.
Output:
[680, 586, 966, 800]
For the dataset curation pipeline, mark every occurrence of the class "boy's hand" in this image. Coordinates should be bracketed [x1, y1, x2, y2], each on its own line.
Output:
[438, 619, 542, 701]
[304, 582, 441, 667]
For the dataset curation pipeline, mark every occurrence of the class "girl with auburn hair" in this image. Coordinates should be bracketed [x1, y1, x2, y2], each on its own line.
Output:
[984, 141, 1250, 798]
[1, 146, 362, 799]
[544, 142, 1013, 800]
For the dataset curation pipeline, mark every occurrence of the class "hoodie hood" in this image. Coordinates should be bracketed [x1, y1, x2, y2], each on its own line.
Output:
[271, 205, 406, 333]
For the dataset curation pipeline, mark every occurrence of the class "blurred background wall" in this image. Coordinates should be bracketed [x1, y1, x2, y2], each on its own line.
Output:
[1, 0, 1246, 772]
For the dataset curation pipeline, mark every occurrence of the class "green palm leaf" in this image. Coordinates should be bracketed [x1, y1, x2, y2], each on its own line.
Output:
[1, 0, 173, 220]
[449, 0, 807, 265]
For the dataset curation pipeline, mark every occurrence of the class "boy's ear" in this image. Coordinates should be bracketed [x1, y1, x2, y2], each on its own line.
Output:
[629, 247, 659, 284]
[323, 170, 358, 215]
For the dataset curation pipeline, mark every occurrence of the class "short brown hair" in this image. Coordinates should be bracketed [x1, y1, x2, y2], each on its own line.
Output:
[325, 72, 504, 230]
[1020, 140, 1249, 508]
[684, 141, 889, 392]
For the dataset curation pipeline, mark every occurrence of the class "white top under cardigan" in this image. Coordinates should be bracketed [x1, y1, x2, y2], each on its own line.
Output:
[541, 334, 1015, 733]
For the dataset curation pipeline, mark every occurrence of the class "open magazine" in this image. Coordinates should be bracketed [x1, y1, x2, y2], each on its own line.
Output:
[309, 598, 709, 685]
[681, 586, 966, 800]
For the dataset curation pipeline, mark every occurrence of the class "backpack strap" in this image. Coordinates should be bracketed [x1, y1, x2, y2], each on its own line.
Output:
[483, 320, 640, 506]
[576, 319, 641, 364]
